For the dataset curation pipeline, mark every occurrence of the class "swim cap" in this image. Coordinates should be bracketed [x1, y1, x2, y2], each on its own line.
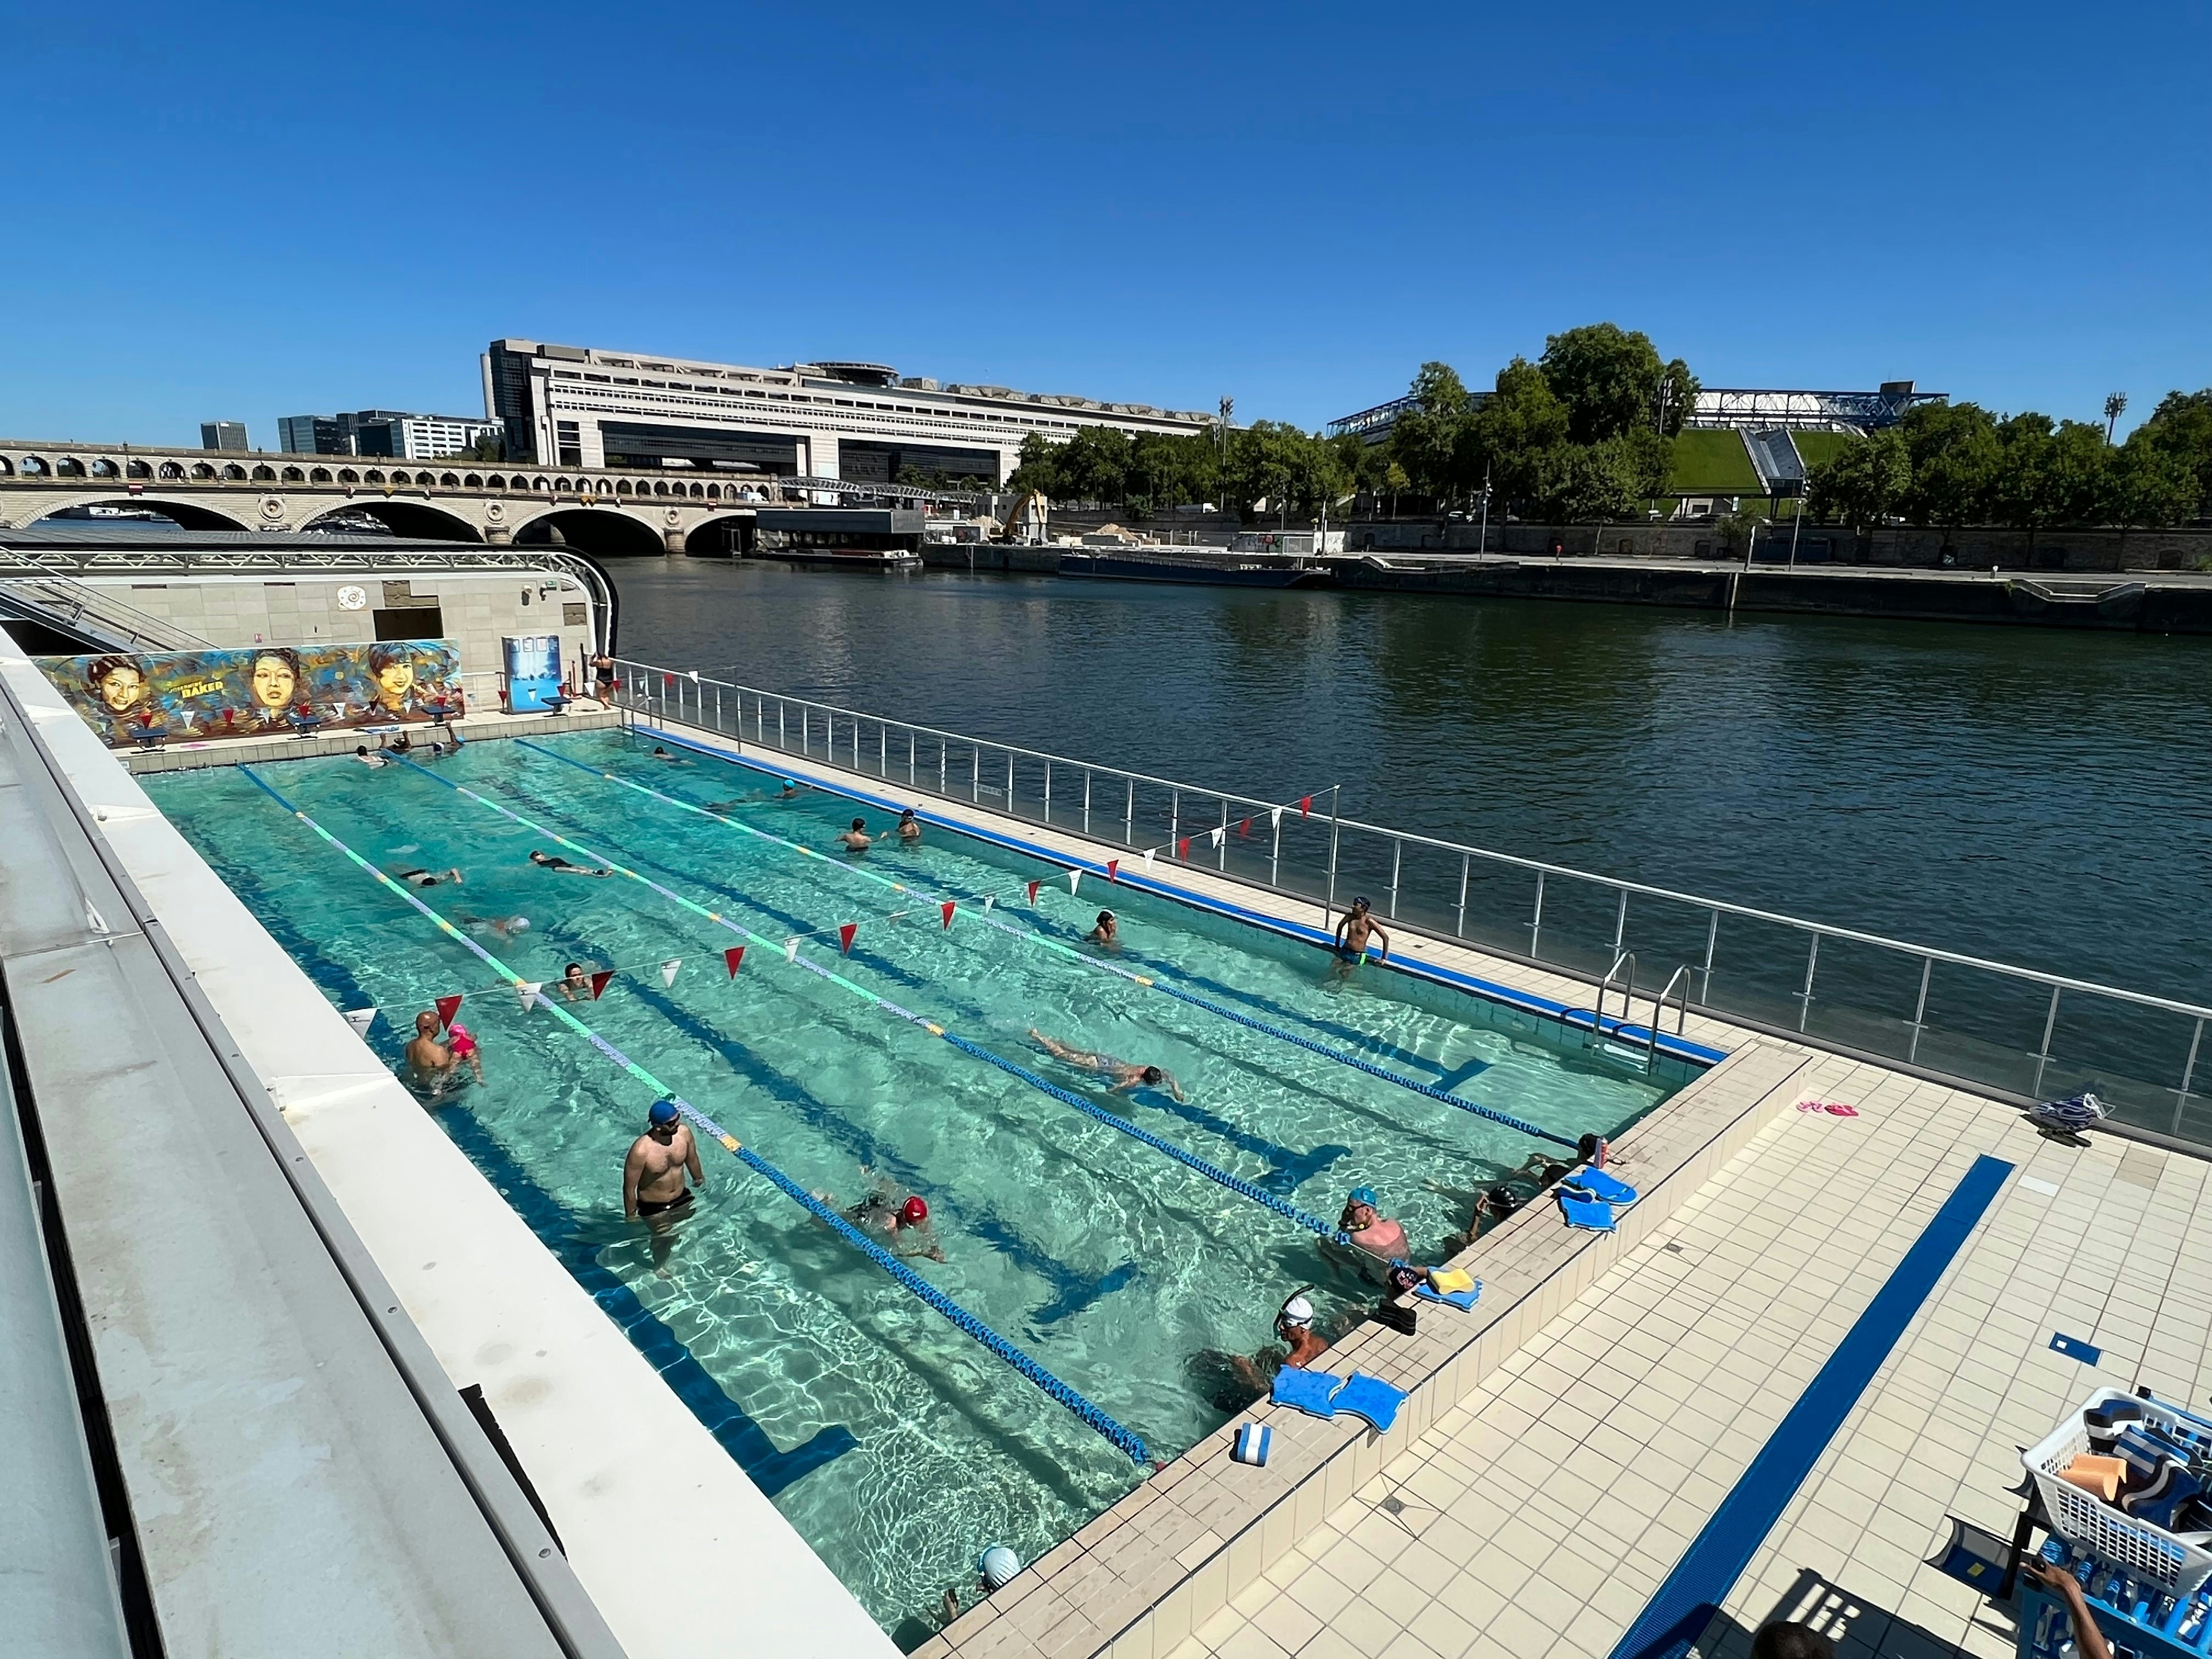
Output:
[1348, 1186, 1379, 1209]
[1279, 1294, 1315, 1328]
[900, 1195, 928, 1223]
[511, 917, 531, 932]
[648, 1098, 679, 1126]
[978, 1546, 1020, 1590]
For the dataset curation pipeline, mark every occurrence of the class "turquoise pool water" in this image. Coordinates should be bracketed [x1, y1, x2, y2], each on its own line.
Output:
[145, 730, 1684, 1641]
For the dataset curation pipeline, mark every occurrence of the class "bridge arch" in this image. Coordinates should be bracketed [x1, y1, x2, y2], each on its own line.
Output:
[510, 504, 664, 560]
[295, 498, 484, 541]
[21, 493, 254, 532]
[682, 512, 753, 557]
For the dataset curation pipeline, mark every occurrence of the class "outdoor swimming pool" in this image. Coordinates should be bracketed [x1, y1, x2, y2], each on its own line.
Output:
[144, 730, 1688, 1641]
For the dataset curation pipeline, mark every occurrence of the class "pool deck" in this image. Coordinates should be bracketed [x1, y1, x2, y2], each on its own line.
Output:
[631, 712, 2212, 1659]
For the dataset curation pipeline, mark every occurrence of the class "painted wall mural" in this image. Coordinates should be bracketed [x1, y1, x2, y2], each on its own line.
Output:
[35, 639, 465, 748]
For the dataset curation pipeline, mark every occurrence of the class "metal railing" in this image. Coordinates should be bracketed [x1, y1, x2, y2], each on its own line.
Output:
[0, 568, 211, 652]
[612, 657, 2212, 1152]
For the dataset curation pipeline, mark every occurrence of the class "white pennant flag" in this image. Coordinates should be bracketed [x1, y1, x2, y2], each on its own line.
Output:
[1067, 868, 1081, 895]
[1141, 849, 1156, 873]
[660, 957, 682, 988]
[1209, 826, 1225, 847]
[343, 1007, 377, 1037]
[1270, 806, 1283, 829]
[982, 895, 996, 912]
[783, 936, 802, 963]
[515, 981, 543, 1013]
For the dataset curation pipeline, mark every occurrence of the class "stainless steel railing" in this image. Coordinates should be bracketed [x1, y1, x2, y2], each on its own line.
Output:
[612, 656, 2212, 1149]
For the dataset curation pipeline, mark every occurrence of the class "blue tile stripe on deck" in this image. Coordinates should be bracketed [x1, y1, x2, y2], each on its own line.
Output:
[1606, 1153, 2015, 1659]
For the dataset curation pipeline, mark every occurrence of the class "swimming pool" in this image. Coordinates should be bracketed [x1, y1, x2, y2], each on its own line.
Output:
[144, 729, 1686, 1641]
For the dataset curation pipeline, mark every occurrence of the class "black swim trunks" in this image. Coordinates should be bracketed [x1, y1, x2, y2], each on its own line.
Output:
[637, 1189, 695, 1220]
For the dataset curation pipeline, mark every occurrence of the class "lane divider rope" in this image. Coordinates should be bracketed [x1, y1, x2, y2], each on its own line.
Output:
[392, 755, 1347, 1243]
[236, 762, 1149, 1466]
[517, 736, 1579, 1150]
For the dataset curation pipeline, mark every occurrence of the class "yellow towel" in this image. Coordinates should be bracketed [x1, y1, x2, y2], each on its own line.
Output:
[1429, 1267, 1476, 1294]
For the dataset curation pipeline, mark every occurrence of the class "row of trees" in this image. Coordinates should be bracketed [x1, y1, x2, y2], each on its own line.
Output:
[1806, 392, 2212, 538]
[1005, 421, 1363, 521]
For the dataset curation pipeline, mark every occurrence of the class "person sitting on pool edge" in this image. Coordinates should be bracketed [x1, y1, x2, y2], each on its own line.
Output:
[896, 808, 922, 843]
[1026, 1028, 1186, 1101]
[836, 817, 873, 853]
[530, 848, 614, 878]
[1339, 1186, 1409, 1257]
[1085, 910, 1120, 949]
[624, 1098, 707, 1274]
[1330, 896, 1390, 979]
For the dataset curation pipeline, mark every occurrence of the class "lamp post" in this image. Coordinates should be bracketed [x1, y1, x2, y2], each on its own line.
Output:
[1477, 464, 1492, 557]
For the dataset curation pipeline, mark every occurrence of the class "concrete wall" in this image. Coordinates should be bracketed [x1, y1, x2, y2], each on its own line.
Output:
[1341, 517, 2212, 572]
[91, 573, 596, 685]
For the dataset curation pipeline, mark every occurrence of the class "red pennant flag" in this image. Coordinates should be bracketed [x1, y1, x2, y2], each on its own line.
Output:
[1299, 795, 1312, 817]
[1026, 879, 1041, 905]
[724, 945, 746, 977]
[589, 969, 614, 1000]
[838, 922, 858, 954]
[940, 901, 956, 929]
[435, 992, 464, 1027]
[1239, 817, 1251, 838]
[663, 673, 675, 688]
[1176, 837, 1190, 860]
[1107, 859, 1120, 882]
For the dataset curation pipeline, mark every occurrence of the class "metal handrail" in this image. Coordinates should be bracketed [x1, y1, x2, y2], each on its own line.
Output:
[1593, 951, 1637, 1052]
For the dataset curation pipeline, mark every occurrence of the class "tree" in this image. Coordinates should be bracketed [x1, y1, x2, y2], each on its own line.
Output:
[1049, 425, 1133, 505]
[2104, 392, 2128, 443]
[1610, 427, 1672, 504]
[1805, 430, 1910, 533]
[2036, 420, 2114, 528]
[461, 432, 506, 462]
[2108, 432, 2198, 530]
[2138, 389, 2212, 519]
[1531, 442, 1638, 523]
[1226, 422, 1347, 523]
[1127, 432, 1218, 513]
[1005, 431, 1063, 498]
[1537, 323, 1693, 445]
[1384, 362, 1473, 505]
[1898, 402, 2001, 539]
[1463, 357, 1569, 506]
[1988, 413, 2059, 557]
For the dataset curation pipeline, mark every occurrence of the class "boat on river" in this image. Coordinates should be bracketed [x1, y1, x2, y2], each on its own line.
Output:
[1057, 549, 1331, 588]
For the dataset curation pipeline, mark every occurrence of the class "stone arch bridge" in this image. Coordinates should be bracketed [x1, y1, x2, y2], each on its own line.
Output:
[0, 438, 980, 558]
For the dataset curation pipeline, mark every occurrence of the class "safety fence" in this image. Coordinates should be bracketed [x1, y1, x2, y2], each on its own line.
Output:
[613, 657, 2212, 1152]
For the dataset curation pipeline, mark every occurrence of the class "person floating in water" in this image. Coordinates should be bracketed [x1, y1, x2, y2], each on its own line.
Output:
[354, 744, 388, 768]
[1026, 1028, 1186, 1101]
[454, 909, 531, 941]
[1331, 896, 1390, 979]
[1085, 910, 1120, 949]
[842, 1173, 946, 1262]
[388, 864, 462, 887]
[623, 1098, 707, 1274]
[558, 961, 592, 1001]
[896, 808, 922, 843]
[529, 849, 613, 878]
[1339, 1186, 1409, 1257]
[648, 744, 683, 763]
[836, 817, 872, 853]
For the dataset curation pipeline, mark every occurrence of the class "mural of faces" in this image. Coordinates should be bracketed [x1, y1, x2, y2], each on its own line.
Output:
[87, 656, 148, 714]
[249, 648, 301, 713]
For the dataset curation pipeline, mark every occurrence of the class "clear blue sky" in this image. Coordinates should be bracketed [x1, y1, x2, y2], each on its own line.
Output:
[4, 0, 2203, 448]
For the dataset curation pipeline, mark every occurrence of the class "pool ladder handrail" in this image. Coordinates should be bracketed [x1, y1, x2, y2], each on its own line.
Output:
[1593, 953, 1694, 1074]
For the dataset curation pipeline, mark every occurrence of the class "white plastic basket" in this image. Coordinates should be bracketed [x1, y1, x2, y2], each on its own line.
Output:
[2023, 1387, 2212, 1596]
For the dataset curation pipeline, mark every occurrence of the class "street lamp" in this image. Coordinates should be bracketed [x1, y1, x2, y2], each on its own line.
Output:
[1477, 464, 1493, 557]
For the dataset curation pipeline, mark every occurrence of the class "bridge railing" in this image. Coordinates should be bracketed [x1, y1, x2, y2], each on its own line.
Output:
[611, 656, 2212, 1151]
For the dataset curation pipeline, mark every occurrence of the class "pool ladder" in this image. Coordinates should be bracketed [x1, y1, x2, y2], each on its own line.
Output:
[1591, 952, 1694, 1074]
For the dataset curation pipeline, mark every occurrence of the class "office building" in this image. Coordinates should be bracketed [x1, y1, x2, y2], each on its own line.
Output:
[278, 414, 346, 455]
[200, 421, 249, 452]
[483, 339, 1214, 484]
[278, 410, 500, 460]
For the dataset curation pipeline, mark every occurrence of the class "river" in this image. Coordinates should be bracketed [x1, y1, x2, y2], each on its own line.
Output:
[603, 559, 2212, 1122]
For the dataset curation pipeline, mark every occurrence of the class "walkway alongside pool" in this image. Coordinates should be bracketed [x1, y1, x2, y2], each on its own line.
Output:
[633, 710, 2210, 1659]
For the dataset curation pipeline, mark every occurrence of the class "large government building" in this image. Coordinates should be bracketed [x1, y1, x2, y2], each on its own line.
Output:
[482, 340, 1215, 486]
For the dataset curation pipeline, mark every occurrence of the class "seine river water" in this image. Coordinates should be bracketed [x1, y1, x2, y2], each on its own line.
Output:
[605, 558, 2211, 1118]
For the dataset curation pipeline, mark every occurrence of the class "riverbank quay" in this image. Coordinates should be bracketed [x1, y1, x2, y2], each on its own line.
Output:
[614, 692, 2212, 1659]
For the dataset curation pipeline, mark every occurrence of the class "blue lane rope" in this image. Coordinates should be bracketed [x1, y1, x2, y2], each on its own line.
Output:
[517, 735, 1579, 1151]
[235, 762, 1149, 1466]
[390, 753, 1344, 1244]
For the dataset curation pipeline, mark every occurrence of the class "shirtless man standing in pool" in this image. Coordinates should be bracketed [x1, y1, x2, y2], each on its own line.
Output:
[1028, 1028, 1187, 1101]
[624, 1098, 707, 1272]
[405, 1009, 460, 1094]
[1331, 896, 1390, 979]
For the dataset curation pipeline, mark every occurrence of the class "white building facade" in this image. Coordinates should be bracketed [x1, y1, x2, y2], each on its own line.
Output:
[482, 340, 1214, 485]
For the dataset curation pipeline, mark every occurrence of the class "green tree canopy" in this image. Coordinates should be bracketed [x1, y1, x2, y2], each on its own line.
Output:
[1537, 323, 1696, 444]
[1805, 430, 1910, 532]
[1384, 361, 1473, 504]
[1227, 421, 1348, 521]
[2140, 390, 2212, 518]
[1463, 356, 1569, 503]
[2108, 432, 2199, 529]
[1897, 402, 2001, 533]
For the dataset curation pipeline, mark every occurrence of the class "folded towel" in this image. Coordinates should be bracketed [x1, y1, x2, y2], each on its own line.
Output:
[1332, 1373, 1406, 1434]
[1428, 1267, 1476, 1294]
[1558, 1190, 1616, 1232]
[1414, 1282, 1481, 1311]
[1232, 1422, 1273, 1466]
[1569, 1167, 1639, 1205]
[1270, 1366, 1342, 1420]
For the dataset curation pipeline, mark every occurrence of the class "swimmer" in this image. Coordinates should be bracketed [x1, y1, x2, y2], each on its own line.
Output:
[836, 817, 872, 853]
[529, 848, 614, 878]
[623, 1098, 706, 1274]
[1339, 1186, 1409, 1257]
[454, 910, 531, 941]
[1210, 1291, 1338, 1401]
[354, 744, 388, 768]
[896, 807, 922, 843]
[775, 778, 802, 800]
[1505, 1152, 1574, 1191]
[404, 1009, 467, 1096]
[1026, 1028, 1186, 1101]
[444, 1022, 486, 1084]
[1084, 910, 1120, 949]
[558, 961, 592, 1002]
[648, 744, 682, 763]
[389, 865, 462, 887]
[1330, 896, 1390, 979]
[845, 1177, 946, 1262]
[385, 731, 413, 755]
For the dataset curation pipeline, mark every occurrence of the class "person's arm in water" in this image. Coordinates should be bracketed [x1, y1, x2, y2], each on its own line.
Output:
[622, 1141, 647, 1222]
[684, 1130, 705, 1194]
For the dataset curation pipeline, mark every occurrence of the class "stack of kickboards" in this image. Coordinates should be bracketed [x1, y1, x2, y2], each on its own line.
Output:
[2061, 1396, 2212, 1536]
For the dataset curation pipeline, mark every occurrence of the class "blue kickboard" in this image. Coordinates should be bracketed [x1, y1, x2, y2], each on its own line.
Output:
[1333, 1373, 1406, 1434]
[1414, 1282, 1482, 1311]
[1559, 1190, 1616, 1232]
[1270, 1366, 1344, 1420]
[1571, 1167, 1639, 1205]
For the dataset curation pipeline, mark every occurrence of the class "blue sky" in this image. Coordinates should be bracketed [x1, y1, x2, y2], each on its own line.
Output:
[4, 0, 2203, 447]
